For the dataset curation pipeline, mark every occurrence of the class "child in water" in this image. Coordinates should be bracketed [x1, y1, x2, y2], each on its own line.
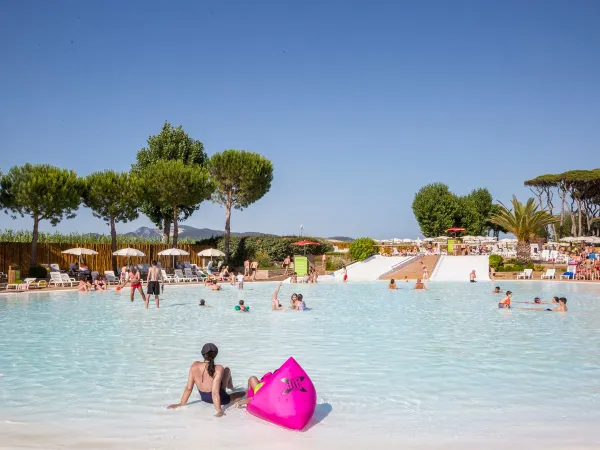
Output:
[199, 299, 211, 307]
[238, 300, 249, 312]
[492, 286, 501, 294]
[498, 291, 512, 308]
[296, 293, 306, 311]
[388, 279, 397, 290]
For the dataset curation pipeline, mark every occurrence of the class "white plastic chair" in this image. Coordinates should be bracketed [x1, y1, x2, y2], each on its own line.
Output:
[541, 269, 556, 279]
[184, 268, 199, 282]
[174, 269, 190, 282]
[104, 271, 119, 285]
[161, 270, 175, 283]
[517, 269, 533, 279]
[49, 272, 65, 287]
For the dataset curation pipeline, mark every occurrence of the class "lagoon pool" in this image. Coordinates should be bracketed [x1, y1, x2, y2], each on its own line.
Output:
[1, 281, 600, 449]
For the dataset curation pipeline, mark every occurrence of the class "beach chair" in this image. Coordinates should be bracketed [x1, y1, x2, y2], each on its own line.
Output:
[184, 268, 199, 282]
[174, 269, 191, 282]
[540, 250, 550, 261]
[49, 272, 65, 287]
[50, 263, 61, 272]
[61, 273, 77, 286]
[216, 261, 223, 272]
[516, 269, 533, 279]
[541, 269, 556, 279]
[104, 271, 119, 285]
[23, 278, 47, 289]
[91, 271, 99, 281]
[161, 270, 175, 283]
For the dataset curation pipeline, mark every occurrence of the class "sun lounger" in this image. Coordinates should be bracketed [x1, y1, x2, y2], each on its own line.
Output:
[159, 270, 174, 283]
[23, 278, 47, 289]
[516, 269, 533, 279]
[104, 271, 120, 285]
[49, 272, 65, 287]
[541, 269, 556, 279]
[50, 264, 61, 272]
[61, 273, 77, 287]
[184, 268, 199, 282]
[174, 269, 191, 282]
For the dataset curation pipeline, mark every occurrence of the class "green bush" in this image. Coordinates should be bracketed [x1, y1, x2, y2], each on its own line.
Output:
[498, 264, 523, 272]
[534, 264, 545, 271]
[349, 237, 377, 261]
[254, 250, 272, 268]
[325, 256, 346, 271]
[489, 255, 504, 270]
[28, 265, 48, 278]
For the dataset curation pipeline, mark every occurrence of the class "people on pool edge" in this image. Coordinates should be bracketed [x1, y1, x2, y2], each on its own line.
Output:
[167, 343, 245, 417]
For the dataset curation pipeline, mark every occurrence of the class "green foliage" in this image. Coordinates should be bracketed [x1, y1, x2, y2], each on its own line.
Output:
[458, 188, 494, 235]
[489, 254, 504, 270]
[490, 197, 557, 241]
[207, 149, 274, 261]
[349, 237, 377, 261]
[132, 121, 208, 239]
[253, 250, 272, 268]
[325, 255, 346, 271]
[28, 265, 48, 278]
[139, 160, 214, 246]
[81, 171, 140, 225]
[0, 229, 198, 244]
[0, 164, 81, 266]
[412, 183, 458, 237]
[1, 164, 81, 225]
[534, 264, 545, 271]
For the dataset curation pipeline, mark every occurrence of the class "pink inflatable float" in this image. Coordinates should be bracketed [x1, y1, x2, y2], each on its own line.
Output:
[247, 357, 317, 430]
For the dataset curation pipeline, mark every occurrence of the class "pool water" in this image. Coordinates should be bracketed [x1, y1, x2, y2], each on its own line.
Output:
[1, 281, 600, 449]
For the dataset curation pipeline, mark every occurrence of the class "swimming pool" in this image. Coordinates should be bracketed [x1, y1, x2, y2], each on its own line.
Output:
[1, 281, 600, 449]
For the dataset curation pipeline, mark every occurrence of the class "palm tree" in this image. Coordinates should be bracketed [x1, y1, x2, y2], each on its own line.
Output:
[490, 196, 557, 263]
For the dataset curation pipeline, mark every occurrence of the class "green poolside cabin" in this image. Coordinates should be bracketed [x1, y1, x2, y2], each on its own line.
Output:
[293, 255, 316, 276]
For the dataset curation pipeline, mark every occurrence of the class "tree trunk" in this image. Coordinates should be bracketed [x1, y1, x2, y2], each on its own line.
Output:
[172, 208, 179, 248]
[162, 216, 171, 244]
[110, 216, 118, 273]
[224, 198, 232, 264]
[31, 215, 40, 268]
[577, 198, 583, 236]
[516, 241, 530, 263]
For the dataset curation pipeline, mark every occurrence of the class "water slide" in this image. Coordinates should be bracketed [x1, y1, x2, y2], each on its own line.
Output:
[326, 255, 413, 282]
[429, 255, 490, 282]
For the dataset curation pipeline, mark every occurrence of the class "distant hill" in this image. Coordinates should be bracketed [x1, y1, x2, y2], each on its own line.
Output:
[328, 236, 354, 242]
[123, 225, 274, 240]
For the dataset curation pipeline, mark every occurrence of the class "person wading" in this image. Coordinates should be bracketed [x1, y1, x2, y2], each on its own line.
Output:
[145, 260, 163, 309]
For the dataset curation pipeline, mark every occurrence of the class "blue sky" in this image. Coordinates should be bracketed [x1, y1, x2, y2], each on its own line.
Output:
[1, 0, 599, 239]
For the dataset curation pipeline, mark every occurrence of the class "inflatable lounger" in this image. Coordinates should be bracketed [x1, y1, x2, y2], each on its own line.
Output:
[247, 356, 316, 430]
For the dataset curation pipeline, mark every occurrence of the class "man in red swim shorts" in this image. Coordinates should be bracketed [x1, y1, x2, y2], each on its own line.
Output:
[124, 267, 145, 303]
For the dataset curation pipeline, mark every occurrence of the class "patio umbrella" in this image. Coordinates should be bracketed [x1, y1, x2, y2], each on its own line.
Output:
[291, 240, 319, 255]
[198, 248, 225, 266]
[445, 227, 466, 238]
[559, 237, 577, 242]
[158, 248, 190, 268]
[113, 248, 146, 266]
[61, 247, 99, 264]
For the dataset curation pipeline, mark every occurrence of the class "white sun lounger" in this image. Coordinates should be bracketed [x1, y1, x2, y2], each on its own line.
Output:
[161, 270, 175, 283]
[61, 273, 77, 287]
[541, 269, 556, 279]
[517, 269, 533, 279]
[104, 271, 119, 285]
[184, 268, 199, 282]
[174, 269, 190, 282]
[49, 272, 65, 287]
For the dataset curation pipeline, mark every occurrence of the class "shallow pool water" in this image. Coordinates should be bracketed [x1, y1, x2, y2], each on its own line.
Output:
[1, 280, 600, 449]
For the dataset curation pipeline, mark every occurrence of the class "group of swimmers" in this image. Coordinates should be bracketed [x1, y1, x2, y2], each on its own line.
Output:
[388, 278, 426, 290]
[493, 286, 568, 312]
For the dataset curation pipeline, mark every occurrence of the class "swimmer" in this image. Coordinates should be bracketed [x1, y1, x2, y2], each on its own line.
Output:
[238, 300, 249, 312]
[210, 280, 222, 291]
[405, 276, 409, 283]
[414, 278, 426, 290]
[388, 279, 397, 290]
[167, 343, 245, 416]
[492, 286, 501, 294]
[290, 293, 298, 310]
[469, 270, 477, 283]
[296, 293, 306, 311]
[199, 299, 212, 307]
[498, 291, 512, 308]
[271, 282, 286, 311]
[518, 297, 568, 312]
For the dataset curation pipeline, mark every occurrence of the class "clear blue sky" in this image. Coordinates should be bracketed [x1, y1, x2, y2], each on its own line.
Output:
[1, 0, 599, 239]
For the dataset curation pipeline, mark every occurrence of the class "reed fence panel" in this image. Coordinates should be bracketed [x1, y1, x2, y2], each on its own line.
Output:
[0, 243, 212, 275]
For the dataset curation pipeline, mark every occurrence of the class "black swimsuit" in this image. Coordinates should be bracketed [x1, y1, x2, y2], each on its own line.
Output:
[197, 364, 231, 405]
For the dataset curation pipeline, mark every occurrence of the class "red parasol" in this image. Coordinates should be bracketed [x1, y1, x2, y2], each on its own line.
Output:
[445, 228, 466, 233]
[291, 240, 319, 255]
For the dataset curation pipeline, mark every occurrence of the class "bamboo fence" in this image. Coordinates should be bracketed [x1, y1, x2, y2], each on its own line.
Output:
[0, 242, 212, 274]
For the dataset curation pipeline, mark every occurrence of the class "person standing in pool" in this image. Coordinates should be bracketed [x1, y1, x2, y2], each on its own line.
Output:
[388, 279, 397, 290]
[498, 291, 512, 308]
[145, 260, 163, 309]
[342, 265, 348, 282]
[123, 267, 145, 303]
[414, 279, 426, 290]
[168, 343, 244, 416]
[469, 270, 477, 282]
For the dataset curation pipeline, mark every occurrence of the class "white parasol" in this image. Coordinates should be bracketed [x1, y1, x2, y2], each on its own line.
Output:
[113, 248, 146, 266]
[61, 247, 98, 264]
[158, 248, 190, 267]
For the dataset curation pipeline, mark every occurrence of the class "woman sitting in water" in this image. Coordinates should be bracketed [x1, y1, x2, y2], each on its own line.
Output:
[78, 274, 92, 292]
[93, 275, 107, 291]
[388, 279, 397, 290]
[271, 282, 286, 311]
[167, 343, 245, 417]
[498, 291, 512, 308]
[296, 293, 306, 310]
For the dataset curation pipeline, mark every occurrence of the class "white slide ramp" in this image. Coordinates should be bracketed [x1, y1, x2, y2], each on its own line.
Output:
[331, 255, 412, 282]
[429, 255, 490, 282]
